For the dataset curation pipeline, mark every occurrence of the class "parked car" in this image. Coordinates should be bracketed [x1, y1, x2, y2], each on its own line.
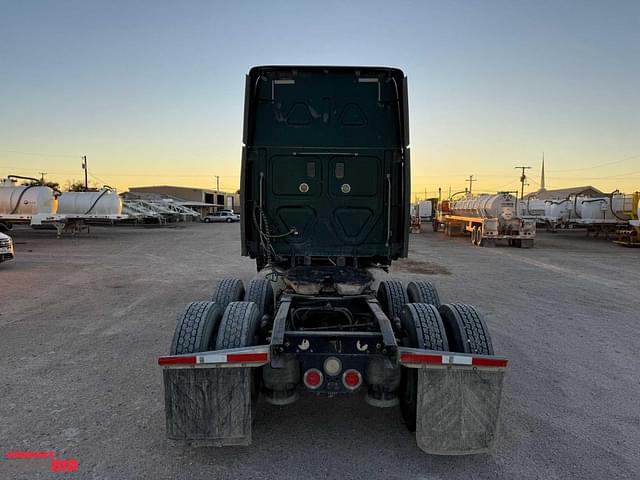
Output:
[0, 232, 15, 263]
[203, 212, 240, 223]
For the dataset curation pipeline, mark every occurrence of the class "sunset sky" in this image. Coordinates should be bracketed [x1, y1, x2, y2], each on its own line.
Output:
[1, 0, 638, 198]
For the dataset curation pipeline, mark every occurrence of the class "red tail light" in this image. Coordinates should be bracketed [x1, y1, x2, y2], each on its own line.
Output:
[303, 369, 323, 389]
[342, 369, 362, 390]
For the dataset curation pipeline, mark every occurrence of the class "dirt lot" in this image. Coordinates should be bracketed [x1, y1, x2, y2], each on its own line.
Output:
[1, 223, 639, 479]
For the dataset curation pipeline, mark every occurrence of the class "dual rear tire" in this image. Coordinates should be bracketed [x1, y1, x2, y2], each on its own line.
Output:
[377, 279, 441, 322]
[170, 278, 276, 419]
[399, 302, 494, 431]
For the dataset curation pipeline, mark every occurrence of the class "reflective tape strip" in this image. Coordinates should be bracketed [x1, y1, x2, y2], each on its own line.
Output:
[197, 353, 227, 364]
[399, 351, 508, 368]
[159, 350, 269, 366]
[226, 352, 269, 363]
[158, 356, 196, 366]
[472, 357, 508, 368]
[400, 353, 442, 364]
[442, 355, 472, 365]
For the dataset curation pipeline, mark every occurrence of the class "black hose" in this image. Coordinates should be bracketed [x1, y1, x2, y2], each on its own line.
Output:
[7, 174, 42, 185]
[547, 198, 571, 206]
[84, 188, 110, 215]
[6, 174, 62, 196]
[9, 184, 38, 214]
[608, 190, 628, 221]
[6, 175, 42, 214]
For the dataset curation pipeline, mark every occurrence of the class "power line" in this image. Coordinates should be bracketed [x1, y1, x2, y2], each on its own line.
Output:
[551, 154, 640, 173]
[0, 149, 79, 158]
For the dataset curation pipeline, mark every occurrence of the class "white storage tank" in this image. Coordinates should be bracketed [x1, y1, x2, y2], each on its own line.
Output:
[57, 189, 122, 215]
[578, 194, 632, 221]
[520, 198, 546, 217]
[544, 200, 572, 221]
[0, 180, 58, 215]
[450, 192, 516, 221]
[578, 198, 610, 220]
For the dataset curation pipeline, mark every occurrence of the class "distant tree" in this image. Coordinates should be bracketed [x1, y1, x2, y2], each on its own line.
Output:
[65, 180, 99, 192]
[21, 180, 60, 190]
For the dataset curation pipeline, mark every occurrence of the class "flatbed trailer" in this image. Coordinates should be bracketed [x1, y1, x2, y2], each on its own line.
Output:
[0, 213, 128, 237]
[158, 66, 509, 455]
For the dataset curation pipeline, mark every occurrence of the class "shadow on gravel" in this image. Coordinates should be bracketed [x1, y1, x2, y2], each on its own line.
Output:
[393, 259, 451, 275]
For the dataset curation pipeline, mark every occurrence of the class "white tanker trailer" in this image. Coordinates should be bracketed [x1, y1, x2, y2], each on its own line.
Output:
[0, 177, 127, 237]
[518, 198, 546, 220]
[434, 192, 535, 247]
[57, 188, 122, 215]
[0, 178, 58, 217]
[543, 192, 637, 234]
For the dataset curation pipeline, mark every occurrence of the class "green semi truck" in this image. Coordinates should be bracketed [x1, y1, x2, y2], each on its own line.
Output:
[158, 66, 507, 455]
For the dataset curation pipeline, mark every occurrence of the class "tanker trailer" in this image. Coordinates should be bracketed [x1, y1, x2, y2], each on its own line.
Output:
[543, 199, 574, 231]
[518, 198, 546, 222]
[441, 192, 535, 247]
[615, 192, 640, 246]
[57, 188, 122, 215]
[0, 177, 58, 223]
[157, 66, 509, 456]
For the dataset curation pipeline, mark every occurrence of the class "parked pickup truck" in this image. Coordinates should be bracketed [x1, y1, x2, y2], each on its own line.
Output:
[0, 232, 15, 263]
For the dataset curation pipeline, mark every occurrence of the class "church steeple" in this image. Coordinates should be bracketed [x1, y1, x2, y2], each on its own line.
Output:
[540, 152, 546, 190]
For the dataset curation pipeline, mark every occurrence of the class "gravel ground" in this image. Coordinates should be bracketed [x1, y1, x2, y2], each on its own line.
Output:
[1, 223, 638, 479]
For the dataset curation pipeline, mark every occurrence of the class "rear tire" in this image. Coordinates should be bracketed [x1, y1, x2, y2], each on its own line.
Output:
[406, 281, 441, 307]
[212, 278, 245, 311]
[226, 218, 232, 223]
[216, 301, 262, 420]
[244, 278, 275, 319]
[169, 301, 223, 354]
[216, 301, 261, 350]
[438, 303, 494, 355]
[399, 303, 449, 431]
[377, 280, 408, 321]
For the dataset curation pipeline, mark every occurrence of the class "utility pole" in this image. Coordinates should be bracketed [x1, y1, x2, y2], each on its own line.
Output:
[514, 166, 531, 199]
[466, 175, 476, 194]
[82, 155, 88, 191]
[215, 175, 220, 192]
[38, 172, 47, 184]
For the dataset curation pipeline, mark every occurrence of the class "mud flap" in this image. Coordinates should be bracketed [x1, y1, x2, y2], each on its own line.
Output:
[163, 367, 253, 446]
[415, 367, 505, 455]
